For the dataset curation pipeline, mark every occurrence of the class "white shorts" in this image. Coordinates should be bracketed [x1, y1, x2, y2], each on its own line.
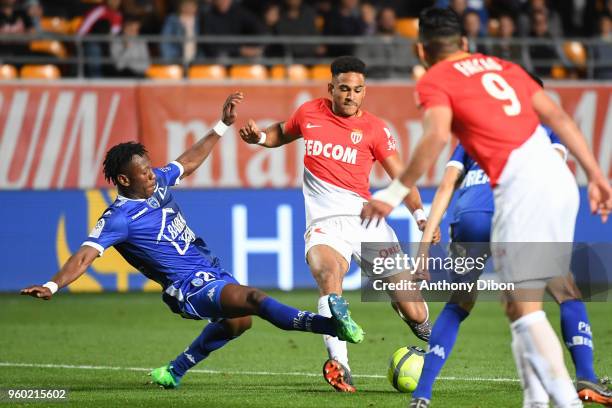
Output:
[304, 215, 402, 277]
[491, 126, 579, 287]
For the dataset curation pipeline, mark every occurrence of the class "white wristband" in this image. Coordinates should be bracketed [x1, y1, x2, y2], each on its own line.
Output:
[372, 179, 411, 208]
[213, 120, 229, 136]
[413, 208, 427, 223]
[43, 281, 58, 294]
[258, 131, 267, 145]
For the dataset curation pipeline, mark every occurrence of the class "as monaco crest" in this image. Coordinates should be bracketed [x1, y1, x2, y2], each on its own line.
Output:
[350, 129, 363, 144]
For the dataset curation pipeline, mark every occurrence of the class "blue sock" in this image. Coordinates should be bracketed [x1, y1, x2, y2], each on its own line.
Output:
[170, 321, 235, 378]
[560, 299, 597, 382]
[413, 303, 469, 400]
[258, 296, 336, 336]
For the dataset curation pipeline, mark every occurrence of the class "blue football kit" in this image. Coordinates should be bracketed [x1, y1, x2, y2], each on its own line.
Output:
[82, 161, 238, 320]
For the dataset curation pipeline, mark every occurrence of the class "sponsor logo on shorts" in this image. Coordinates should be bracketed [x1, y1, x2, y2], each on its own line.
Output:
[207, 287, 216, 301]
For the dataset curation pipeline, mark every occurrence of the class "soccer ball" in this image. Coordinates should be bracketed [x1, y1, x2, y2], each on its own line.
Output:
[387, 346, 425, 393]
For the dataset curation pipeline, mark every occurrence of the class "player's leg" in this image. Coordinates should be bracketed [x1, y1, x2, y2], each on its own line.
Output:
[412, 214, 491, 403]
[357, 217, 431, 340]
[151, 316, 253, 388]
[506, 295, 582, 408]
[548, 275, 612, 404]
[306, 242, 355, 391]
[218, 282, 363, 342]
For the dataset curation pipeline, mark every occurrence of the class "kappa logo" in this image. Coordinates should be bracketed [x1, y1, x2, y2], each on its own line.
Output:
[427, 344, 446, 360]
[207, 287, 216, 301]
[306, 123, 322, 129]
[184, 352, 196, 364]
[350, 129, 363, 144]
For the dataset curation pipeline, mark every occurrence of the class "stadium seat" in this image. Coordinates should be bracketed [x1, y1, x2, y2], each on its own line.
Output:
[188, 64, 227, 80]
[40, 17, 70, 34]
[563, 41, 587, 68]
[69, 17, 83, 34]
[229, 64, 268, 80]
[270, 64, 309, 81]
[310, 64, 331, 81]
[395, 18, 419, 38]
[29, 40, 68, 59]
[20, 64, 61, 80]
[146, 65, 184, 80]
[0, 64, 17, 80]
[550, 64, 568, 79]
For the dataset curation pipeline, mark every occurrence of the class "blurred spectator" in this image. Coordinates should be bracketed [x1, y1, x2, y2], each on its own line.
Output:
[439, 0, 488, 35]
[261, 2, 281, 57]
[361, 2, 377, 35]
[24, 0, 42, 32]
[593, 13, 612, 79]
[201, 0, 265, 59]
[356, 6, 417, 78]
[77, 0, 123, 77]
[111, 15, 150, 77]
[490, 13, 522, 63]
[323, 0, 367, 56]
[0, 0, 34, 62]
[528, 10, 563, 77]
[160, 0, 200, 64]
[275, 0, 322, 59]
[517, 0, 562, 37]
[449, 0, 467, 17]
[121, 0, 165, 34]
[463, 9, 486, 53]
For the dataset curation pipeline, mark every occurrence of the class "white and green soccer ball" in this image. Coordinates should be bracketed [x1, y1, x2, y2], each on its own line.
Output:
[387, 345, 425, 393]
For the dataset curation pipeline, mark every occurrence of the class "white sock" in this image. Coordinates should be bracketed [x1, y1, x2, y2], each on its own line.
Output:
[511, 329, 549, 407]
[318, 295, 350, 371]
[511, 311, 583, 408]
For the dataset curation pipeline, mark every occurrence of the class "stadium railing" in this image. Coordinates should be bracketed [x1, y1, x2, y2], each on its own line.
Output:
[0, 33, 610, 80]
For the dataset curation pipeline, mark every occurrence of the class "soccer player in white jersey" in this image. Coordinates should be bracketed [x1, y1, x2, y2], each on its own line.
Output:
[239, 56, 438, 392]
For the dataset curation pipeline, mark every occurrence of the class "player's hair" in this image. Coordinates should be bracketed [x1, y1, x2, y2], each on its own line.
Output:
[526, 70, 544, 88]
[330, 56, 366, 78]
[103, 142, 148, 185]
[418, 7, 463, 62]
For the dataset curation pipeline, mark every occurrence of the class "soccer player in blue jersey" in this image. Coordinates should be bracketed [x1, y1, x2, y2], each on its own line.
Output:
[411, 123, 611, 407]
[20, 92, 365, 389]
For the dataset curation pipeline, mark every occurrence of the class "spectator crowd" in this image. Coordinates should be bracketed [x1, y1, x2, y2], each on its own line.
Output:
[1, 0, 612, 78]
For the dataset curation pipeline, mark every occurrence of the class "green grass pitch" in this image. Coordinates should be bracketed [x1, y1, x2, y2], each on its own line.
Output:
[1, 291, 610, 407]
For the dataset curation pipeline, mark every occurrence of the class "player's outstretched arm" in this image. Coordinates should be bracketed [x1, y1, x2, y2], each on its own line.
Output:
[380, 153, 441, 241]
[238, 120, 302, 148]
[20, 246, 99, 300]
[532, 90, 612, 222]
[175, 92, 244, 179]
[361, 106, 453, 224]
[421, 166, 461, 243]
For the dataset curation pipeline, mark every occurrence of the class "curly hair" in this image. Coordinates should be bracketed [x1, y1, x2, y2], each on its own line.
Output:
[103, 142, 147, 185]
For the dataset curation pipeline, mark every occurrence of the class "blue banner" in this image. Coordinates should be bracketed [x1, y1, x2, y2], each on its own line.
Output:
[0, 188, 610, 292]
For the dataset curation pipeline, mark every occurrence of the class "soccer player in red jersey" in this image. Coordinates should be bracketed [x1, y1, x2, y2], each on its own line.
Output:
[361, 8, 612, 408]
[239, 56, 438, 392]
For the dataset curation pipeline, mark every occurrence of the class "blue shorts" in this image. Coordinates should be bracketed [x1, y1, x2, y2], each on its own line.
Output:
[163, 270, 240, 321]
[449, 211, 493, 283]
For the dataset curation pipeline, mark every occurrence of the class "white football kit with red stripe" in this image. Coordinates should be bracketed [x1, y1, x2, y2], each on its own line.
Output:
[284, 98, 402, 266]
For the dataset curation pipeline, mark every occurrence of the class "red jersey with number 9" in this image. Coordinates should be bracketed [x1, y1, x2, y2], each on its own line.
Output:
[415, 53, 542, 186]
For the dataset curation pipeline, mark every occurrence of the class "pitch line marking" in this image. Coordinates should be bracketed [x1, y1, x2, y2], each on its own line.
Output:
[0, 362, 520, 383]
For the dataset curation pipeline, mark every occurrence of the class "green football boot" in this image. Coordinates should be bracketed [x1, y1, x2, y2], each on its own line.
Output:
[149, 365, 180, 389]
[328, 293, 364, 344]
